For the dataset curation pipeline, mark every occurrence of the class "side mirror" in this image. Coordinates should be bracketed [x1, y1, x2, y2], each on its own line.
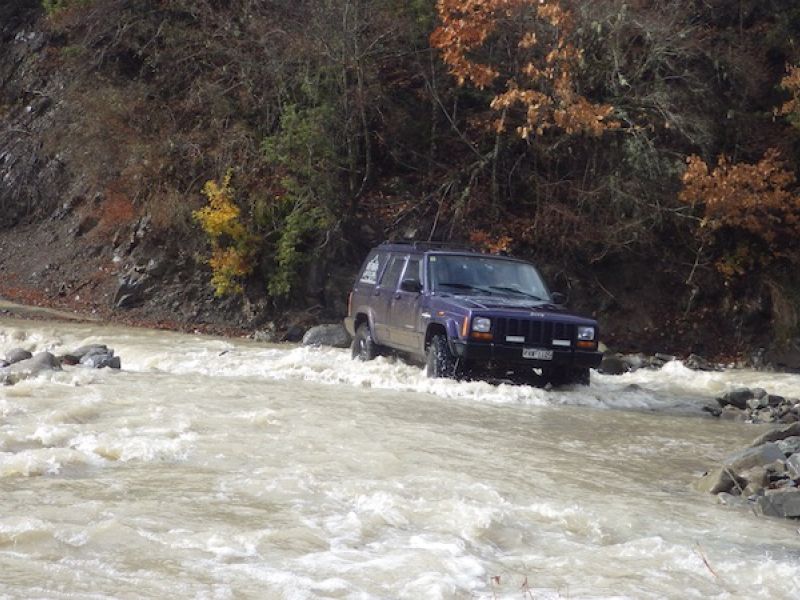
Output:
[400, 279, 422, 294]
[550, 291, 567, 305]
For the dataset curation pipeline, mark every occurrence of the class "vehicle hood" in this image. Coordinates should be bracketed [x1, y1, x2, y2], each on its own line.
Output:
[437, 294, 597, 325]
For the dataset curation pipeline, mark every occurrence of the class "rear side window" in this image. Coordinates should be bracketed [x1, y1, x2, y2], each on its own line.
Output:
[359, 252, 386, 285]
[380, 255, 406, 289]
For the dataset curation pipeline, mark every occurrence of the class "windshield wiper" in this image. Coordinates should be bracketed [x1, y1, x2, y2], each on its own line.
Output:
[488, 286, 543, 301]
[437, 282, 493, 295]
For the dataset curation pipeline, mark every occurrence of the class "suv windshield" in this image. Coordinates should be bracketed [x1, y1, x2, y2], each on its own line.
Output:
[429, 254, 549, 300]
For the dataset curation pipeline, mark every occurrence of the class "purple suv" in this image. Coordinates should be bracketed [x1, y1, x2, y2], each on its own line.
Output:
[344, 242, 602, 386]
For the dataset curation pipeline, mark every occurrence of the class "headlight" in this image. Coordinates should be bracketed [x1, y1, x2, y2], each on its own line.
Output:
[472, 317, 492, 333]
[577, 326, 595, 341]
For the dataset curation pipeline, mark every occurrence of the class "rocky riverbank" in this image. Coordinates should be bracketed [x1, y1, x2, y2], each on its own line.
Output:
[695, 423, 800, 519]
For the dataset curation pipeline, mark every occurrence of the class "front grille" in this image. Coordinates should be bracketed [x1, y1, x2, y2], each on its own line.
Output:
[493, 318, 575, 347]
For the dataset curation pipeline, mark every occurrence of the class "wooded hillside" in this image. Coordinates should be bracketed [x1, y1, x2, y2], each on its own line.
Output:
[1, 0, 799, 361]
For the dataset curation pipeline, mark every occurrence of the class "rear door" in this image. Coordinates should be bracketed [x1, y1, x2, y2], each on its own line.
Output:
[372, 254, 407, 345]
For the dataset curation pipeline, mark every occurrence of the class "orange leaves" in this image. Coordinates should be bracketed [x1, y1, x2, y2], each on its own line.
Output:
[431, 0, 617, 139]
[679, 150, 800, 276]
[778, 64, 800, 125]
[469, 230, 512, 254]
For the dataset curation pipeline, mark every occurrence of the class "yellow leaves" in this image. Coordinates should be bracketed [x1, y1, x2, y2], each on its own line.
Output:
[431, 0, 617, 139]
[208, 247, 250, 297]
[193, 170, 254, 297]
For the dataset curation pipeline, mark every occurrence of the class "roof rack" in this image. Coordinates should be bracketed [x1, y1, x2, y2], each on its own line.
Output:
[381, 240, 479, 252]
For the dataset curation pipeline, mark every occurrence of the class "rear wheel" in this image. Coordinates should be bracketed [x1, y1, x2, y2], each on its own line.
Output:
[426, 334, 458, 379]
[351, 323, 377, 361]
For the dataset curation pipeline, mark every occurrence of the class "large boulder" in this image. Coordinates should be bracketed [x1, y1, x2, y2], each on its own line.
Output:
[694, 467, 746, 494]
[5, 348, 32, 364]
[749, 422, 800, 447]
[717, 388, 755, 410]
[302, 324, 352, 349]
[0, 351, 62, 385]
[755, 490, 800, 519]
[723, 442, 785, 473]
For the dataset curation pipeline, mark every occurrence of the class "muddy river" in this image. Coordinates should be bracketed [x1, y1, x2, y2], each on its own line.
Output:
[0, 317, 798, 598]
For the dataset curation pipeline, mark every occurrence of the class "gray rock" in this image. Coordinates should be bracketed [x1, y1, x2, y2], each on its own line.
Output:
[0, 352, 62, 385]
[78, 347, 120, 369]
[301, 324, 352, 349]
[252, 324, 277, 343]
[599, 354, 628, 375]
[777, 436, 800, 457]
[752, 388, 768, 399]
[718, 388, 754, 410]
[719, 406, 747, 422]
[694, 467, 746, 495]
[5, 348, 32, 364]
[755, 490, 800, 518]
[741, 466, 769, 496]
[749, 422, 800, 447]
[755, 408, 776, 424]
[68, 344, 110, 360]
[282, 325, 305, 343]
[747, 396, 768, 411]
[620, 354, 647, 371]
[685, 354, 718, 371]
[786, 454, 800, 479]
[113, 271, 149, 309]
[651, 353, 676, 368]
[724, 442, 785, 474]
[716, 492, 751, 509]
[767, 394, 785, 407]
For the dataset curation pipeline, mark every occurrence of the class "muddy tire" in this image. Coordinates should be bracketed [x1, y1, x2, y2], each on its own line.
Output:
[351, 323, 377, 361]
[426, 334, 457, 379]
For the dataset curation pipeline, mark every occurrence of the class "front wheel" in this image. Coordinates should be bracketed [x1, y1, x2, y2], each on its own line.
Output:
[426, 334, 458, 379]
[545, 367, 590, 387]
[351, 323, 377, 361]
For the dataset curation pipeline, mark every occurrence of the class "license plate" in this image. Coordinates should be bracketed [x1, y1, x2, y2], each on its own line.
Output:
[523, 348, 553, 360]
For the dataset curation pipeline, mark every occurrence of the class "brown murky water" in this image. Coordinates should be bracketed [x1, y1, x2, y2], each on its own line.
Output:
[0, 317, 799, 598]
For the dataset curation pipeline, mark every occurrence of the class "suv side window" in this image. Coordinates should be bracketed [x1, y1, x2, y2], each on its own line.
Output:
[380, 255, 406, 289]
[403, 257, 422, 287]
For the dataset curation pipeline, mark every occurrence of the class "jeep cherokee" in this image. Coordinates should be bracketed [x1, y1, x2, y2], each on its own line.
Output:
[343, 242, 602, 386]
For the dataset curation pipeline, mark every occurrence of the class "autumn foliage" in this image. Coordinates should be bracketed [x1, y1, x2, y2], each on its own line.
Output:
[430, 0, 617, 138]
[680, 150, 800, 277]
[779, 64, 800, 127]
[193, 171, 254, 296]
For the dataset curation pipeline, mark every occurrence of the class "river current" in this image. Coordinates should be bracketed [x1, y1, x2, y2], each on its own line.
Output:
[0, 317, 798, 599]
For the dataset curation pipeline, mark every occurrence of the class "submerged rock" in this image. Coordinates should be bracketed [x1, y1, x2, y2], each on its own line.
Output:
[599, 354, 628, 375]
[302, 324, 352, 349]
[0, 351, 62, 385]
[5, 348, 32, 364]
[62, 344, 121, 369]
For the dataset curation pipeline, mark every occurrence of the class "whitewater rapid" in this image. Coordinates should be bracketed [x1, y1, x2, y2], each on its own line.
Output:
[0, 317, 798, 599]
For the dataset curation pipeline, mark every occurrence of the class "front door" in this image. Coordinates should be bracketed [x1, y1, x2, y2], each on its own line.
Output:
[389, 257, 423, 351]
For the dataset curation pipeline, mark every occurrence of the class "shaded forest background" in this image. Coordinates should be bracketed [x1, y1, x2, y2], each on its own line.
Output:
[1, 0, 800, 361]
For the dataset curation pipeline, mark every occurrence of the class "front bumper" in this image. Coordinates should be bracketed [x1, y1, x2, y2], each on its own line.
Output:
[451, 340, 602, 370]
